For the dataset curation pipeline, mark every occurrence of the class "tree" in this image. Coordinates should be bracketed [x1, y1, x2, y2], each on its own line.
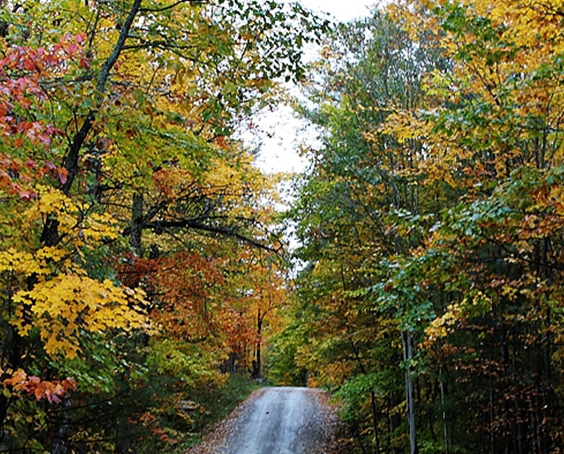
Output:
[0, 0, 328, 451]
[287, 10, 445, 453]
[286, 1, 564, 453]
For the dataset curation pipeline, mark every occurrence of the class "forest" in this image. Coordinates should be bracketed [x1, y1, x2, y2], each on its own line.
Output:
[1, 0, 564, 453]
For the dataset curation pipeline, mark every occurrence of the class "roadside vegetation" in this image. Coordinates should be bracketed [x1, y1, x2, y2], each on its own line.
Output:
[274, 1, 564, 453]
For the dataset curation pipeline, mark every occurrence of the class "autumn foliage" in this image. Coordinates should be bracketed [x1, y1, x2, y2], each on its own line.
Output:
[0, 0, 327, 451]
[285, 1, 564, 453]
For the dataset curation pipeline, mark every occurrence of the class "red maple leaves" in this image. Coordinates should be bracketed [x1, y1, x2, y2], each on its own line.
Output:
[2, 369, 77, 404]
[0, 34, 85, 198]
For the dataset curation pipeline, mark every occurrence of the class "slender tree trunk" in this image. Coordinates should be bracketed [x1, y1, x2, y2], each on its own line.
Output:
[0, 368, 14, 447]
[370, 390, 381, 454]
[490, 381, 495, 454]
[113, 192, 144, 453]
[52, 392, 73, 454]
[254, 308, 262, 380]
[0, 0, 7, 38]
[61, 0, 142, 196]
[402, 328, 418, 454]
[347, 333, 380, 453]
[229, 352, 237, 374]
[439, 366, 450, 454]
[0, 291, 26, 443]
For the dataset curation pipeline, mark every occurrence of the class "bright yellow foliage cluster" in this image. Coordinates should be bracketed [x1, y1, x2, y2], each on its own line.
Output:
[386, 0, 564, 186]
[23, 186, 120, 243]
[0, 186, 145, 359]
[13, 275, 144, 359]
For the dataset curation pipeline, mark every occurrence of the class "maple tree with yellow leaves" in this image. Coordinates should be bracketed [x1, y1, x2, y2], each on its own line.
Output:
[0, 0, 328, 451]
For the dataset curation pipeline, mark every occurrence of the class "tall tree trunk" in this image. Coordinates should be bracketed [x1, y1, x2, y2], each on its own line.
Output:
[0, 0, 7, 39]
[439, 366, 450, 454]
[228, 352, 237, 374]
[0, 330, 20, 447]
[402, 328, 418, 454]
[489, 380, 495, 454]
[113, 192, 144, 454]
[51, 392, 73, 454]
[347, 334, 380, 454]
[255, 308, 262, 380]
[61, 0, 143, 196]
[1, 282, 30, 442]
[370, 390, 381, 454]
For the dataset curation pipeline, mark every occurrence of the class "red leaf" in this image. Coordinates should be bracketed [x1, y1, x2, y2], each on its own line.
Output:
[63, 377, 77, 391]
[23, 58, 36, 71]
[19, 98, 32, 110]
[45, 124, 65, 137]
[0, 171, 11, 187]
[19, 189, 37, 200]
[56, 167, 68, 184]
[27, 376, 40, 386]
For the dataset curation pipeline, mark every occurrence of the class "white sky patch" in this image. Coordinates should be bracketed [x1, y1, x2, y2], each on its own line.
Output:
[248, 0, 377, 175]
[250, 104, 311, 174]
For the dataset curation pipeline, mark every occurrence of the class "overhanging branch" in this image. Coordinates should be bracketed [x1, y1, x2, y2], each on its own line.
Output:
[122, 219, 282, 253]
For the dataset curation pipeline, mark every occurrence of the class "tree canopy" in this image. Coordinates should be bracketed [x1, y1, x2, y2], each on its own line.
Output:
[4, 0, 564, 453]
[0, 0, 328, 451]
[280, 1, 564, 453]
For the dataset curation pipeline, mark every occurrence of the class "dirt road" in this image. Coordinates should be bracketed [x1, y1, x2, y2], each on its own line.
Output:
[187, 387, 343, 454]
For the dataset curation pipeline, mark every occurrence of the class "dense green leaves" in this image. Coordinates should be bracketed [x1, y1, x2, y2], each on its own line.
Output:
[281, 1, 564, 453]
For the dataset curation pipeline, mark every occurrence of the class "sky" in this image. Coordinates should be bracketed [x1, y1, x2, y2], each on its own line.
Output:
[245, 0, 378, 252]
[250, 0, 377, 174]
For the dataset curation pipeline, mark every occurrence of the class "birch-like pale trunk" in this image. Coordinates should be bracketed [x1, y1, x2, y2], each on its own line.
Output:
[402, 328, 418, 454]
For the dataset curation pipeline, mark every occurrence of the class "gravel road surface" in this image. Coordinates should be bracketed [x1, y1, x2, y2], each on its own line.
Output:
[186, 387, 344, 454]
